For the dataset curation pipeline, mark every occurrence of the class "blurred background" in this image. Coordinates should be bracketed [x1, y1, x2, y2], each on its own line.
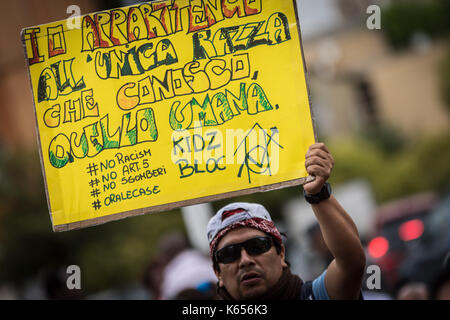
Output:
[0, 0, 449, 300]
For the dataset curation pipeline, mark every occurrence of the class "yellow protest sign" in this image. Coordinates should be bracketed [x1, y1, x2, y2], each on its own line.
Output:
[21, 0, 316, 231]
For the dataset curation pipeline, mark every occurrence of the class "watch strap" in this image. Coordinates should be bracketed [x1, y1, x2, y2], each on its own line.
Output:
[303, 182, 332, 204]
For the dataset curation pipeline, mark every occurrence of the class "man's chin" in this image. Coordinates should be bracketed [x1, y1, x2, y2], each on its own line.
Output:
[240, 283, 267, 300]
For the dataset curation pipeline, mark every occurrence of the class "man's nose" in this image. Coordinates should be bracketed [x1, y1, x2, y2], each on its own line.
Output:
[238, 248, 255, 268]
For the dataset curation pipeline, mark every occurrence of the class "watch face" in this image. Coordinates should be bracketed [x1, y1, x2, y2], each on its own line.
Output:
[322, 183, 331, 197]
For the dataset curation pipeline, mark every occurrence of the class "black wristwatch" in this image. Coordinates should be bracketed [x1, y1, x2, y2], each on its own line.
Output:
[303, 182, 332, 204]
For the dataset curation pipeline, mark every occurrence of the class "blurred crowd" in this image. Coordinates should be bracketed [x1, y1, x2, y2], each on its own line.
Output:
[1, 211, 448, 300]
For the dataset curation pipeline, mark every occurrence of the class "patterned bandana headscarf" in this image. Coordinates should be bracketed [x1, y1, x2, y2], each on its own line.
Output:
[207, 203, 283, 258]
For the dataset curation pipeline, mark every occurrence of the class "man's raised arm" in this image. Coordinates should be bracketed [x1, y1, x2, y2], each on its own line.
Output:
[304, 143, 366, 300]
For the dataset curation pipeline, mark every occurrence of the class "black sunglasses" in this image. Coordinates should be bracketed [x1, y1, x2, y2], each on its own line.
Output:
[215, 236, 273, 264]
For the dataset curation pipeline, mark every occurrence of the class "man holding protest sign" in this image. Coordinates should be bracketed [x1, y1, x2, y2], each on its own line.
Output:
[207, 143, 366, 300]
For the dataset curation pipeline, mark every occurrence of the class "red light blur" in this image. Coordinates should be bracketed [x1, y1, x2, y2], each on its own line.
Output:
[368, 237, 389, 259]
[398, 219, 424, 241]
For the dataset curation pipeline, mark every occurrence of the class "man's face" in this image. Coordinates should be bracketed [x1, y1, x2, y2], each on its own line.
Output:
[214, 227, 287, 300]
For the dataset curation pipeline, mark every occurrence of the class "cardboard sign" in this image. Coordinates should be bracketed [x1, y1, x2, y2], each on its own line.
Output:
[21, 0, 316, 231]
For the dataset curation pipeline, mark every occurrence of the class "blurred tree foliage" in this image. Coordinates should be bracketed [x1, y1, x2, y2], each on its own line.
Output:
[0, 147, 185, 295]
[381, 0, 450, 50]
[328, 130, 450, 203]
[362, 124, 407, 155]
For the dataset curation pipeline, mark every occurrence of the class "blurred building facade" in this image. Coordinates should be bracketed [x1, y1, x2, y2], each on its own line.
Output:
[298, 0, 449, 139]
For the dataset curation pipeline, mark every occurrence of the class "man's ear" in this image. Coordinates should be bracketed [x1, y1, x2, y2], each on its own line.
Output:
[280, 244, 288, 268]
[214, 265, 224, 287]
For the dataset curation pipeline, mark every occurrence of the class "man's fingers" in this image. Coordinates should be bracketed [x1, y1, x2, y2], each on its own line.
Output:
[305, 156, 332, 171]
[308, 142, 330, 154]
[305, 164, 330, 178]
[306, 148, 333, 160]
[305, 149, 334, 167]
[304, 143, 333, 194]
[303, 175, 325, 194]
